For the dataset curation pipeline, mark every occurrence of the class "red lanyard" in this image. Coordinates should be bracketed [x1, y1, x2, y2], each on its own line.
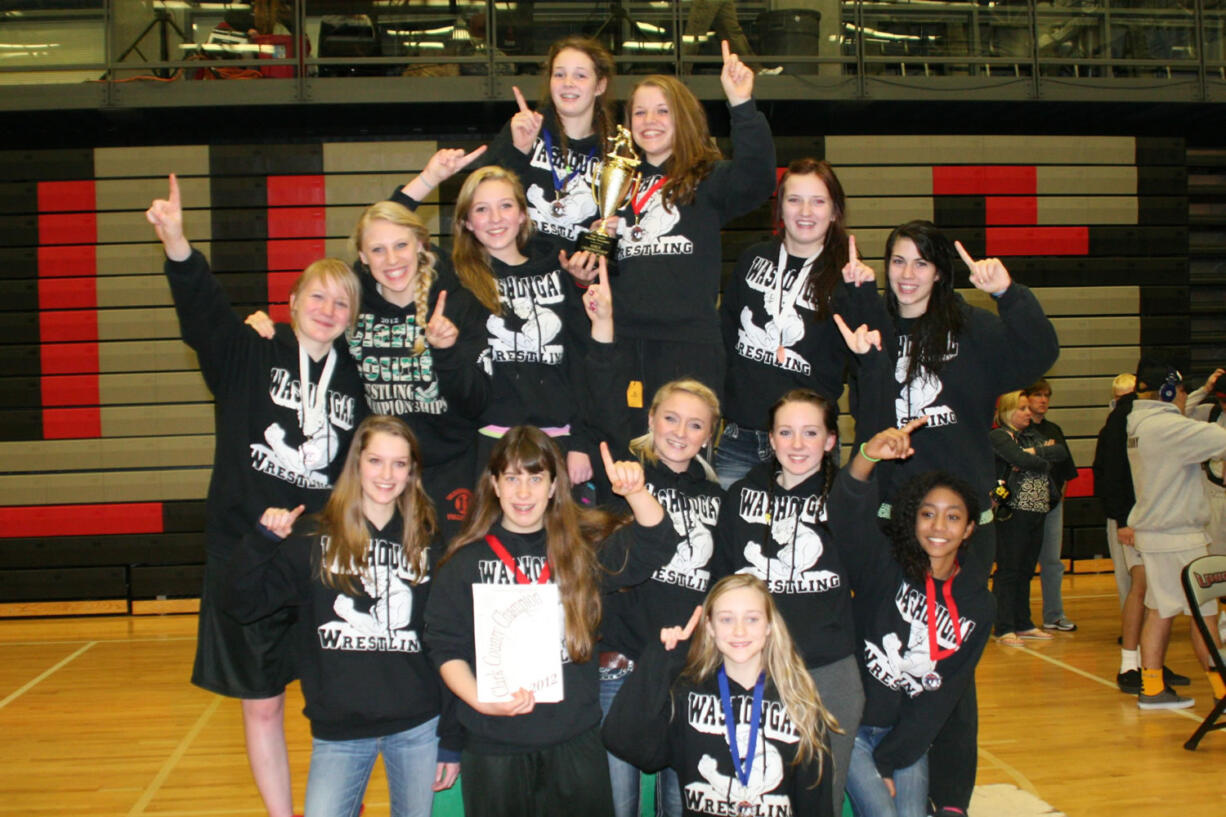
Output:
[925, 566, 962, 662]
[631, 175, 667, 217]
[484, 534, 551, 584]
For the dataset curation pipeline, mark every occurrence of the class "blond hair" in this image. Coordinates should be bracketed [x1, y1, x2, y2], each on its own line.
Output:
[629, 379, 720, 482]
[351, 201, 437, 355]
[995, 390, 1028, 430]
[289, 257, 361, 331]
[452, 166, 533, 314]
[681, 574, 838, 771]
[1112, 372, 1136, 399]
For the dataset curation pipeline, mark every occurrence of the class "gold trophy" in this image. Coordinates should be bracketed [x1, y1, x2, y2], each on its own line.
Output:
[575, 125, 641, 257]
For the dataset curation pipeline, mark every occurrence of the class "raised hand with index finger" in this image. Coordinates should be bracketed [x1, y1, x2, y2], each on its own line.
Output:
[146, 174, 191, 261]
[584, 256, 614, 343]
[841, 234, 876, 288]
[660, 605, 703, 652]
[424, 145, 488, 187]
[510, 85, 545, 155]
[860, 416, 927, 464]
[955, 240, 1011, 296]
[719, 39, 754, 106]
[424, 290, 459, 349]
[833, 313, 882, 356]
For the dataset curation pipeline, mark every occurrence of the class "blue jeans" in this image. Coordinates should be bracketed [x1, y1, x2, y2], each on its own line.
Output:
[600, 675, 682, 817]
[713, 423, 772, 489]
[846, 725, 928, 817]
[1038, 502, 1066, 624]
[304, 716, 439, 817]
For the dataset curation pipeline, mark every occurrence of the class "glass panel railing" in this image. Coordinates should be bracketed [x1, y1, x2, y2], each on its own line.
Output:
[110, 0, 301, 79]
[0, 0, 1215, 97]
[0, 1, 105, 84]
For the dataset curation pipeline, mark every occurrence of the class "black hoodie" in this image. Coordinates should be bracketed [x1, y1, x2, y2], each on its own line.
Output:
[348, 258, 490, 468]
[226, 513, 462, 750]
[485, 109, 605, 255]
[602, 638, 834, 817]
[165, 250, 367, 558]
[720, 237, 848, 427]
[424, 517, 674, 754]
[839, 279, 1059, 509]
[608, 100, 776, 346]
[712, 463, 856, 670]
[826, 469, 994, 779]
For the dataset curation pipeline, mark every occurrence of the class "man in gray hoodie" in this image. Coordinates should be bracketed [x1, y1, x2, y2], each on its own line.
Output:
[1127, 359, 1226, 710]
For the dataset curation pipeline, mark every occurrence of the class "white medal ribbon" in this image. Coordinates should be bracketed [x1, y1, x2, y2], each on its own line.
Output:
[298, 343, 337, 441]
[772, 242, 819, 363]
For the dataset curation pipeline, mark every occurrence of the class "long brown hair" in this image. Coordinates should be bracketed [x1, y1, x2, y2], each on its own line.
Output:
[351, 201, 438, 355]
[681, 574, 838, 770]
[451, 166, 531, 314]
[776, 158, 849, 319]
[446, 426, 626, 663]
[626, 75, 722, 208]
[540, 36, 617, 155]
[316, 415, 437, 596]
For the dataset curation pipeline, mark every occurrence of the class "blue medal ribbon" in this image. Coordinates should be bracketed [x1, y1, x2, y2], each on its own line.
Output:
[717, 665, 767, 791]
[540, 128, 597, 198]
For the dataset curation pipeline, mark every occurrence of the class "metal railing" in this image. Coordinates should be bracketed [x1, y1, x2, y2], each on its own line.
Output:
[0, 0, 1220, 109]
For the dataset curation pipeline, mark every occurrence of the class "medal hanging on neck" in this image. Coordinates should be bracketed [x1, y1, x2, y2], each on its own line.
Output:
[629, 175, 667, 242]
[925, 564, 963, 687]
[298, 344, 337, 467]
[541, 129, 596, 219]
[485, 534, 552, 584]
[772, 243, 818, 365]
[717, 665, 766, 816]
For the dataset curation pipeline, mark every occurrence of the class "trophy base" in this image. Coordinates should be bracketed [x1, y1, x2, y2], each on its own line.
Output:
[575, 229, 617, 258]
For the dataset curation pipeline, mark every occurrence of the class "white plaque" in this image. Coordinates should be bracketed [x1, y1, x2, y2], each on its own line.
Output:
[472, 583, 564, 703]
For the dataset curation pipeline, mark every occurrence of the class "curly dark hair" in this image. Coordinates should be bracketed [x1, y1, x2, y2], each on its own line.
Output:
[886, 470, 980, 585]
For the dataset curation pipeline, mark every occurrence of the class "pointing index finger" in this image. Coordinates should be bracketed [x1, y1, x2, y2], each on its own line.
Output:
[431, 290, 447, 322]
[721, 39, 732, 61]
[849, 234, 858, 265]
[596, 256, 609, 292]
[681, 604, 703, 639]
[462, 144, 488, 168]
[954, 240, 976, 271]
[168, 173, 180, 207]
[599, 441, 616, 476]
[900, 415, 928, 435]
[512, 85, 531, 114]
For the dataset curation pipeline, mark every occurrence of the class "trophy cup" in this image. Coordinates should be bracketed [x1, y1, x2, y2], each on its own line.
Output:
[575, 125, 641, 257]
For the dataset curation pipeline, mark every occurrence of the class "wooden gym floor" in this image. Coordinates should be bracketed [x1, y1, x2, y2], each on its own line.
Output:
[1, 572, 1223, 817]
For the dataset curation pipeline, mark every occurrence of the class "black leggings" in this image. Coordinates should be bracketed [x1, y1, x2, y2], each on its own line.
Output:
[460, 727, 614, 817]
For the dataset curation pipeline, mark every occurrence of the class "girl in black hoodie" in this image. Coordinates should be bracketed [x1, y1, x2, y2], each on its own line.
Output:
[147, 175, 368, 817]
[424, 426, 674, 817]
[396, 160, 596, 489]
[562, 41, 776, 427]
[602, 574, 838, 817]
[226, 415, 461, 817]
[713, 389, 862, 812]
[482, 35, 617, 255]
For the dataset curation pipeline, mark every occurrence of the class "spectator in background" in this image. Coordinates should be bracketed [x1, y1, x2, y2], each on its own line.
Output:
[1024, 379, 1079, 632]
[1126, 360, 1222, 709]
